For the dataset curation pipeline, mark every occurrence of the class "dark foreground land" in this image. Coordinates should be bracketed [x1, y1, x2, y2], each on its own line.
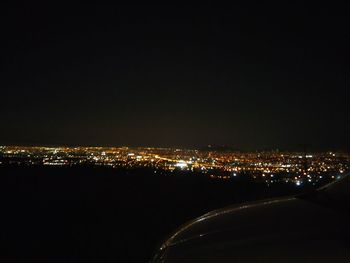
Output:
[0, 166, 314, 262]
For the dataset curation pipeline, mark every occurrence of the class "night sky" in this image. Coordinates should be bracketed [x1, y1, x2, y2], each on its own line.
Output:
[1, 2, 350, 150]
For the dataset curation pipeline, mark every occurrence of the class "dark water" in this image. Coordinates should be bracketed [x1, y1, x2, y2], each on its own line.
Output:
[0, 166, 307, 262]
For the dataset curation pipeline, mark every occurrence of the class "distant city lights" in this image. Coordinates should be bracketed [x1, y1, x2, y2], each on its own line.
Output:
[0, 146, 348, 185]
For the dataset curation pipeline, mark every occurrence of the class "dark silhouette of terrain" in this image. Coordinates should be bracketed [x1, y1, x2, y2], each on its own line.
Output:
[0, 166, 311, 262]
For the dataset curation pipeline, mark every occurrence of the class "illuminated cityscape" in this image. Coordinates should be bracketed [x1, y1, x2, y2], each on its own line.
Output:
[2, 1, 350, 262]
[1, 145, 349, 186]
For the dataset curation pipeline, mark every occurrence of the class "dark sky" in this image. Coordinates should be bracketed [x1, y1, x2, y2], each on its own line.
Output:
[1, 1, 350, 150]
